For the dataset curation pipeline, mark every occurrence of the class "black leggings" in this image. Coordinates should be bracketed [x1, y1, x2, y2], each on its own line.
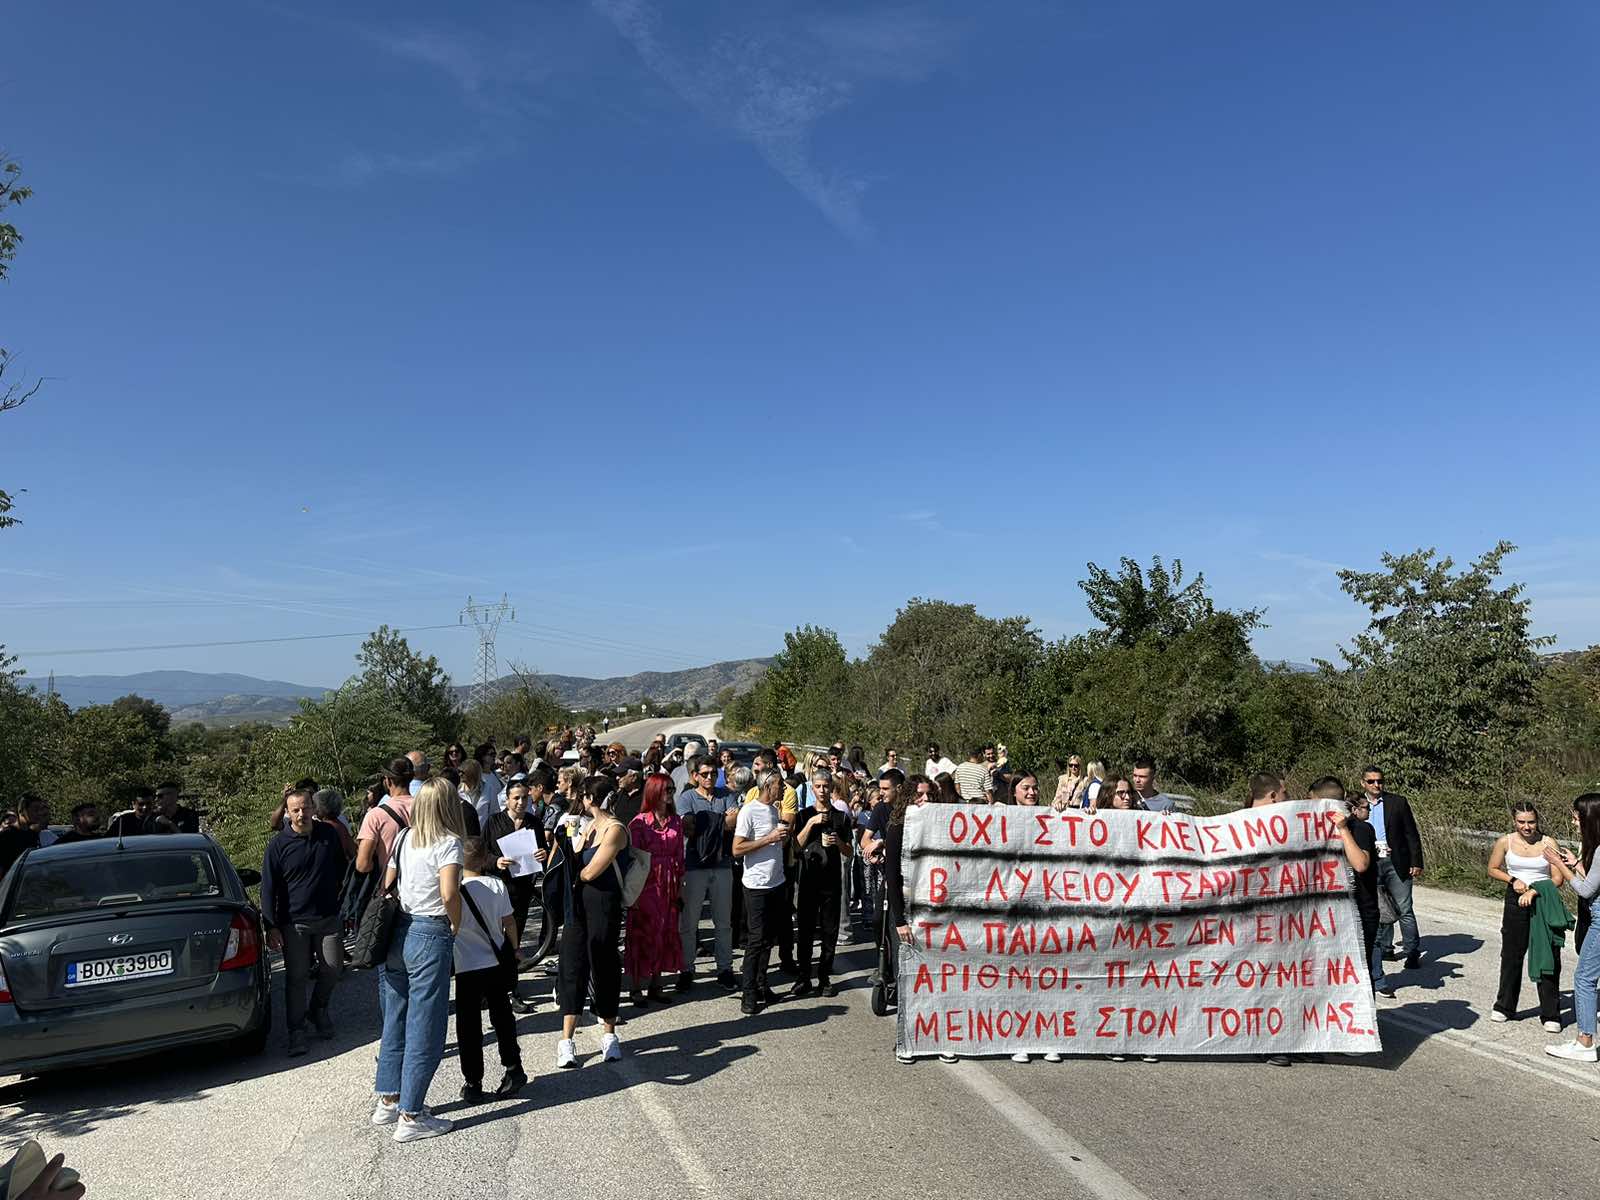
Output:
[558, 884, 622, 1021]
[1495, 884, 1562, 1024]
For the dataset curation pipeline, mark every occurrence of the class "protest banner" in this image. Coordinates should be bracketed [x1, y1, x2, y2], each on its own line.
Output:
[895, 800, 1381, 1058]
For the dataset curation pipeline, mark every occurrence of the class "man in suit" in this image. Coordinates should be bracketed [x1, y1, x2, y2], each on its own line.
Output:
[1361, 766, 1424, 976]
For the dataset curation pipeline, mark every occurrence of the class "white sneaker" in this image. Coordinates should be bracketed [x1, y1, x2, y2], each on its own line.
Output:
[1543, 1021, 1563, 1033]
[1043, 1052, 1064, 1063]
[393, 1108, 452, 1143]
[370, 1098, 399, 1126]
[895, 1048, 915, 1065]
[1141, 1055, 1159, 1063]
[600, 1032, 622, 1062]
[1109, 1054, 1127, 1062]
[1545, 1041, 1598, 1063]
[556, 1038, 578, 1069]
[1488, 1010, 1509, 1023]
[938, 1052, 958, 1064]
[1011, 1052, 1030, 1063]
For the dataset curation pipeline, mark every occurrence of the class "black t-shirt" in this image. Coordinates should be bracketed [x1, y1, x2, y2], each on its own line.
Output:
[867, 801, 890, 836]
[1347, 818, 1379, 919]
[170, 805, 201, 835]
[797, 805, 853, 883]
[106, 812, 152, 839]
[0, 828, 40, 879]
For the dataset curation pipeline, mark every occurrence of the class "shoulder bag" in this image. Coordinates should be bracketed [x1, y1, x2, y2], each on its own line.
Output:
[612, 824, 653, 908]
[349, 828, 409, 970]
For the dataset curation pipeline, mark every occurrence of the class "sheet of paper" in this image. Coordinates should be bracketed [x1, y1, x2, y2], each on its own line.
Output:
[496, 828, 542, 877]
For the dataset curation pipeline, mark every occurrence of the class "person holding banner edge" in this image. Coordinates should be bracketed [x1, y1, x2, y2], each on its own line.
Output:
[1544, 793, 1600, 1063]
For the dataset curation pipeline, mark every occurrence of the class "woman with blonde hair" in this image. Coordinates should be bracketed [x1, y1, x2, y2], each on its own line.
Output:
[1082, 761, 1108, 811]
[1052, 757, 1087, 811]
[371, 777, 466, 1142]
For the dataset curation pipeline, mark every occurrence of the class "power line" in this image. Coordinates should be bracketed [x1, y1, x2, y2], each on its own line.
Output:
[12, 623, 466, 658]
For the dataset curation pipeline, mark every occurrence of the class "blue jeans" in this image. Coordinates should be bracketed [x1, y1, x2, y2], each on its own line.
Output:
[375, 914, 455, 1114]
[1576, 903, 1600, 1038]
[1375, 858, 1419, 958]
[1370, 931, 1389, 991]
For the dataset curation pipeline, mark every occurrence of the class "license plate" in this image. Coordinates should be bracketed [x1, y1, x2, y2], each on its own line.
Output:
[65, 950, 175, 987]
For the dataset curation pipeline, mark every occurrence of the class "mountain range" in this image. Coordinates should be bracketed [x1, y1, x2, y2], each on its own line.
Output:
[471, 658, 772, 712]
[43, 659, 772, 726]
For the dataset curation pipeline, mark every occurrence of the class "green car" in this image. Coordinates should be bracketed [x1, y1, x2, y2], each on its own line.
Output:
[0, 834, 271, 1075]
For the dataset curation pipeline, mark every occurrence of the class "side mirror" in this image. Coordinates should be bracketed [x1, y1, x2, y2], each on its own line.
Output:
[236, 868, 262, 887]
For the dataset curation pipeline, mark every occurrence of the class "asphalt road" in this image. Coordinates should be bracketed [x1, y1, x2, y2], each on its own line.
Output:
[4, 886, 1599, 1200]
[604, 714, 722, 754]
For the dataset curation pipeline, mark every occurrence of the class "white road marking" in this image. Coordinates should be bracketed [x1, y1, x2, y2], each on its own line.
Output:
[1398, 893, 1600, 1095]
[951, 1060, 1155, 1200]
[615, 1057, 718, 1195]
[1378, 1008, 1600, 1098]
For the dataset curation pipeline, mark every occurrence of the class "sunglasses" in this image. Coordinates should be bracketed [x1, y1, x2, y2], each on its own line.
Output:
[1114, 789, 1134, 797]
[1363, 779, 1384, 786]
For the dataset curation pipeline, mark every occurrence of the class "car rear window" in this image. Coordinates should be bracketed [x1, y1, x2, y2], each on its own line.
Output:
[8, 852, 222, 920]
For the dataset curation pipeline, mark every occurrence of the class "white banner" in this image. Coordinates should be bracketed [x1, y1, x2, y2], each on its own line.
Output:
[895, 801, 1381, 1057]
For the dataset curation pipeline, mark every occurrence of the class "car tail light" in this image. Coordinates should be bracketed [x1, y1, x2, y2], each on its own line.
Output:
[220, 912, 260, 970]
[0, 959, 10, 1004]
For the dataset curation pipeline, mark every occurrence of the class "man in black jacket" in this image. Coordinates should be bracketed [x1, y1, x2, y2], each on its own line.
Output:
[1361, 766, 1424, 971]
[261, 785, 348, 1056]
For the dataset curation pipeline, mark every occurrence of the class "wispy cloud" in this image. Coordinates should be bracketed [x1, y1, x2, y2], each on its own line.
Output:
[891, 508, 979, 538]
[592, 0, 958, 239]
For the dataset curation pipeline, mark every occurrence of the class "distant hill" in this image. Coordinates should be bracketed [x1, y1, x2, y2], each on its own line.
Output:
[41, 659, 772, 727]
[471, 658, 772, 711]
[47, 671, 330, 727]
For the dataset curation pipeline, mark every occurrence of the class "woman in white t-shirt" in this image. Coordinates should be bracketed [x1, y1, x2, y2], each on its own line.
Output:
[372, 778, 465, 1143]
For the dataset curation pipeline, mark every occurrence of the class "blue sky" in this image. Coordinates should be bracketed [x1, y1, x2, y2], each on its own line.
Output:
[3, 0, 1598, 689]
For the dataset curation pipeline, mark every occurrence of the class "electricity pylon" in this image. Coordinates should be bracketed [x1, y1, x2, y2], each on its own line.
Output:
[460, 594, 514, 710]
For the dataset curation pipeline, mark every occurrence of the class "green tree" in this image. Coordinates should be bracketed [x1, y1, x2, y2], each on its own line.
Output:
[42, 702, 177, 810]
[1321, 542, 1549, 789]
[110, 693, 173, 741]
[355, 625, 462, 744]
[1079, 556, 1231, 649]
[204, 684, 431, 871]
[754, 625, 852, 743]
[854, 600, 1042, 756]
[1526, 647, 1600, 780]
[2, 155, 40, 529]
[463, 664, 565, 746]
[1008, 559, 1277, 788]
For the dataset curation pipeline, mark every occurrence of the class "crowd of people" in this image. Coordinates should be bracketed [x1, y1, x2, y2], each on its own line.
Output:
[7, 725, 1600, 1147]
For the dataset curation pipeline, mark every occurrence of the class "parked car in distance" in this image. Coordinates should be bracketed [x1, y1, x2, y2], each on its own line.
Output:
[714, 741, 764, 769]
[0, 834, 270, 1075]
[664, 732, 710, 754]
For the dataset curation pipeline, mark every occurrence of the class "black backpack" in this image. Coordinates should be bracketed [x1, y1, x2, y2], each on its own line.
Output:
[349, 827, 409, 971]
[338, 802, 407, 928]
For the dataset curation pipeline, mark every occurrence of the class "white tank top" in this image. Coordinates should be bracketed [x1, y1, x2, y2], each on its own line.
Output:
[1505, 843, 1552, 887]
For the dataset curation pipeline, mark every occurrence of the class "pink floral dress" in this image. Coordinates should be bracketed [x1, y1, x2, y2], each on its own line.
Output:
[625, 810, 686, 981]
